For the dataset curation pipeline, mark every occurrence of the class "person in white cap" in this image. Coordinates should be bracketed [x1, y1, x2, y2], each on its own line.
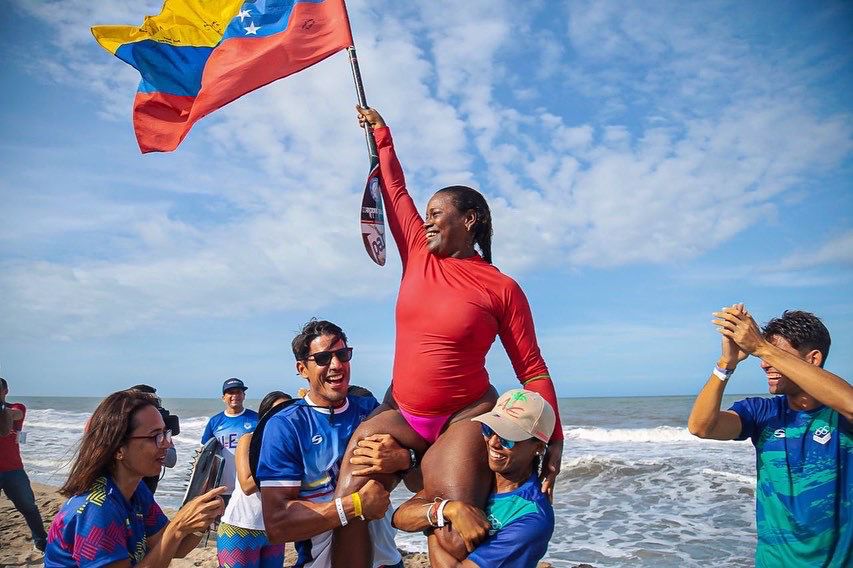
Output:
[391, 388, 557, 568]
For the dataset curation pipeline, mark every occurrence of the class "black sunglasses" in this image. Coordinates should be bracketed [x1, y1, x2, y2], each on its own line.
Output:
[304, 347, 354, 366]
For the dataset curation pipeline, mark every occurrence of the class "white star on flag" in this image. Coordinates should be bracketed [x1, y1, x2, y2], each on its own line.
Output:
[237, 9, 251, 22]
[244, 22, 260, 35]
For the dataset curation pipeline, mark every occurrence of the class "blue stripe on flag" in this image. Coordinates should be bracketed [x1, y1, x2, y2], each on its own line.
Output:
[116, 41, 213, 97]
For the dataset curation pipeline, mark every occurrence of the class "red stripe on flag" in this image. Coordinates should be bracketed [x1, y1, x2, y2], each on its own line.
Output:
[133, 92, 195, 153]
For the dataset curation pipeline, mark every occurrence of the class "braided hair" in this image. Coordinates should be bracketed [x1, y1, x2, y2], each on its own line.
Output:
[435, 185, 493, 264]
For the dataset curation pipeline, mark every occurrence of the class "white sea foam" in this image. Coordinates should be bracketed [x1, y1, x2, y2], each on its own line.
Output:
[701, 468, 756, 486]
[562, 454, 665, 472]
[24, 408, 90, 431]
[176, 416, 210, 432]
[565, 425, 722, 443]
[22, 458, 73, 472]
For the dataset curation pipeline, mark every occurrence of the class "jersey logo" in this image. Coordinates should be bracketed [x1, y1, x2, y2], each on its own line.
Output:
[486, 513, 501, 536]
[312, 435, 323, 445]
[244, 422, 253, 430]
[812, 426, 831, 445]
[773, 429, 786, 439]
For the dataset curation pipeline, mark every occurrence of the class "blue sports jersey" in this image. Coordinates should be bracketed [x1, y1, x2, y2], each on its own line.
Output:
[467, 473, 554, 568]
[201, 408, 259, 494]
[730, 396, 852, 568]
[256, 394, 401, 568]
[44, 476, 168, 567]
[257, 395, 377, 500]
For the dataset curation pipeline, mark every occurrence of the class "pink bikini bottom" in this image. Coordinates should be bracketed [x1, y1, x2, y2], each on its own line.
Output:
[399, 407, 454, 444]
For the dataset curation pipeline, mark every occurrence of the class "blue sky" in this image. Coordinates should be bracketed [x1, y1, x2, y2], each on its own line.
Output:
[1, 1, 851, 399]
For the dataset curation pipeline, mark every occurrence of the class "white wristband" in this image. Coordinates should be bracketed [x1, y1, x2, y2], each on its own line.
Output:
[335, 497, 348, 526]
[436, 500, 449, 528]
[712, 365, 733, 381]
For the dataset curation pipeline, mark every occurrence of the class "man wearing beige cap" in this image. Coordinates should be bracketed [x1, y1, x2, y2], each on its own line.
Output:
[392, 389, 556, 568]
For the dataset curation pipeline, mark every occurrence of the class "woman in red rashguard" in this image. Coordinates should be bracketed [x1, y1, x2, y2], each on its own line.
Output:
[332, 107, 564, 566]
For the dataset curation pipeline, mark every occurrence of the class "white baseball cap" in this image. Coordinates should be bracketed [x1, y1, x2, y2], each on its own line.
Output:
[471, 388, 556, 443]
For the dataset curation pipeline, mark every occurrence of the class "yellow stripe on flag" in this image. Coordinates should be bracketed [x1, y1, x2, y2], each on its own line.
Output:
[92, 0, 244, 53]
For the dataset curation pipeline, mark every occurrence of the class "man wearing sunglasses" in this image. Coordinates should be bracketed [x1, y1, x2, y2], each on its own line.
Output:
[256, 319, 410, 567]
[392, 389, 556, 568]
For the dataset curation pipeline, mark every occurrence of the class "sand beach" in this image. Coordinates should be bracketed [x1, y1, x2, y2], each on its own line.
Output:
[0, 482, 562, 567]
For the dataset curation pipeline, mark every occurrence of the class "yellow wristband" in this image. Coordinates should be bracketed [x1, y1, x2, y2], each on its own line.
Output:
[351, 492, 364, 519]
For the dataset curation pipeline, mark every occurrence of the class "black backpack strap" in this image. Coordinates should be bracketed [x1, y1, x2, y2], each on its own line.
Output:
[249, 398, 300, 487]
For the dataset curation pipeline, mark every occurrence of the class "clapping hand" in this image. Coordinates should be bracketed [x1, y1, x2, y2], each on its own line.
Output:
[713, 304, 751, 368]
[713, 304, 765, 358]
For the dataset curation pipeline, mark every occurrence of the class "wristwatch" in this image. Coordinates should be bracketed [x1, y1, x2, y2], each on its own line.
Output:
[0, 402, 6, 411]
[408, 448, 418, 470]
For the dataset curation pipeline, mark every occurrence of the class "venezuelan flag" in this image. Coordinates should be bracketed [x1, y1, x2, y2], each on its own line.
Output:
[92, 0, 354, 153]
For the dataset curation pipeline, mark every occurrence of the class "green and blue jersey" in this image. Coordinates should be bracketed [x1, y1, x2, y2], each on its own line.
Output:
[468, 473, 554, 568]
[731, 396, 852, 568]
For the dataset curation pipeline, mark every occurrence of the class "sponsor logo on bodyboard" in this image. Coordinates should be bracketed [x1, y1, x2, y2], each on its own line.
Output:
[361, 164, 386, 265]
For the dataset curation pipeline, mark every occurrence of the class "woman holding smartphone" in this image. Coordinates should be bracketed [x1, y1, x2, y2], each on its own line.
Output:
[44, 389, 224, 567]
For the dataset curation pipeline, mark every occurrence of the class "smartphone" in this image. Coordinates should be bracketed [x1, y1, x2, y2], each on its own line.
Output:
[204, 454, 224, 493]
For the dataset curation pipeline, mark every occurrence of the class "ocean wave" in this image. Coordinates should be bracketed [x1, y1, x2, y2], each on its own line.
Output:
[22, 457, 74, 472]
[176, 416, 210, 430]
[560, 455, 669, 478]
[24, 409, 90, 431]
[564, 425, 722, 443]
[701, 468, 755, 486]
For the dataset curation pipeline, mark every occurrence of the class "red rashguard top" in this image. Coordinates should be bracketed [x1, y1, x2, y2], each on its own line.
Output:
[375, 127, 563, 440]
[0, 402, 26, 472]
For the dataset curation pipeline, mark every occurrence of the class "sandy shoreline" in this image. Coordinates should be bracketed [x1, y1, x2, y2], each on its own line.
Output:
[1, 482, 567, 567]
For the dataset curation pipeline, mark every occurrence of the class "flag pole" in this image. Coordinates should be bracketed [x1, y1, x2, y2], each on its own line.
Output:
[342, 3, 386, 265]
[347, 46, 378, 166]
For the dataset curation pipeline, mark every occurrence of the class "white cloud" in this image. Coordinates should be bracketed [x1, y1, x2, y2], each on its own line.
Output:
[678, 231, 853, 289]
[777, 231, 853, 270]
[2, 0, 851, 340]
[744, 231, 853, 288]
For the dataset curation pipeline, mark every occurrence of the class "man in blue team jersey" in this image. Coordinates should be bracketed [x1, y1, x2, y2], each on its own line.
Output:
[688, 306, 852, 567]
[201, 377, 259, 507]
[257, 319, 411, 568]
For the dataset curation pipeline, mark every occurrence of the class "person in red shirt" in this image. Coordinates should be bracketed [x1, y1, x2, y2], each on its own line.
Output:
[332, 107, 564, 567]
[0, 377, 48, 552]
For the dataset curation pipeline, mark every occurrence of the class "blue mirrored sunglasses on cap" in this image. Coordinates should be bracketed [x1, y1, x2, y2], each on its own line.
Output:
[481, 424, 516, 449]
